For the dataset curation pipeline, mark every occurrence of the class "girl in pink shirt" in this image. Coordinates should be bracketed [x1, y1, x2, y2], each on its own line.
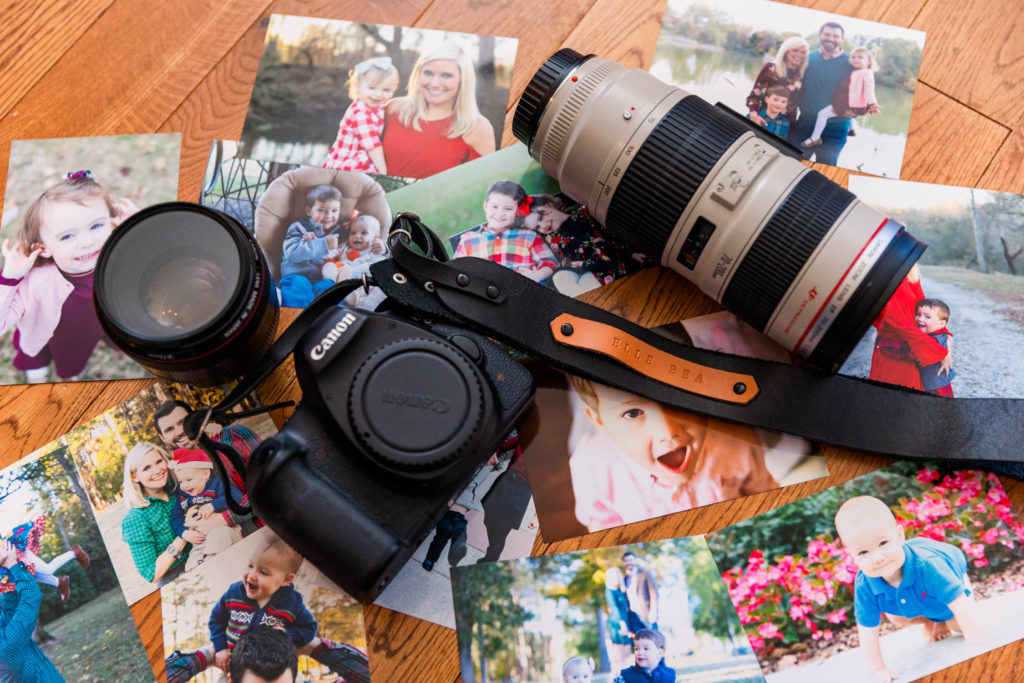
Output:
[0, 172, 137, 383]
[802, 47, 878, 147]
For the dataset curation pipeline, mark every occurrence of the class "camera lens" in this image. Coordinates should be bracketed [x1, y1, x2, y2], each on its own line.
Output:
[514, 49, 925, 371]
[94, 202, 279, 386]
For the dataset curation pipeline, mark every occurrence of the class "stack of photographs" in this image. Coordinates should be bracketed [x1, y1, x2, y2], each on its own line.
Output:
[452, 461, 1024, 683]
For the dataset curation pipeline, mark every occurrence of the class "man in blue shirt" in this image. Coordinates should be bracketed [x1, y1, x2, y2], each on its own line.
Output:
[790, 22, 881, 165]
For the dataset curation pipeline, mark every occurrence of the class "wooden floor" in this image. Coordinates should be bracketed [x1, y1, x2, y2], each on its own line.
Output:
[1, 1, 1023, 681]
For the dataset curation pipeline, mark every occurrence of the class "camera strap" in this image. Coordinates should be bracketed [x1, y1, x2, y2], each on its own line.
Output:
[376, 213, 1023, 466]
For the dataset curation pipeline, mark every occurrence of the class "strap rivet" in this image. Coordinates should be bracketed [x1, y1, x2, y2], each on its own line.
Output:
[424, 281, 435, 292]
[392, 273, 408, 284]
[561, 323, 574, 336]
[486, 285, 500, 298]
[456, 273, 470, 286]
[733, 382, 747, 395]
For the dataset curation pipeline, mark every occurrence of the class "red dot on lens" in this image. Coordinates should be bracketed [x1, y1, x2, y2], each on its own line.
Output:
[571, 76, 578, 82]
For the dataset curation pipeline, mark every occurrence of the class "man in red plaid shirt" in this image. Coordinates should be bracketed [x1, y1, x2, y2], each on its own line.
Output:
[453, 180, 559, 283]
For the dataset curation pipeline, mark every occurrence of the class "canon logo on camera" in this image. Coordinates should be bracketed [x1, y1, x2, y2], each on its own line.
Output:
[310, 312, 358, 361]
[380, 391, 449, 413]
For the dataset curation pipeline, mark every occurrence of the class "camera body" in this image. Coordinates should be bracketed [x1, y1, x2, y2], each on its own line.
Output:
[245, 305, 534, 602]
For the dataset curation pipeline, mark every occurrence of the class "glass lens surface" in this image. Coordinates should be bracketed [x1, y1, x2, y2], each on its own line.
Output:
[100, 208, 242, 340]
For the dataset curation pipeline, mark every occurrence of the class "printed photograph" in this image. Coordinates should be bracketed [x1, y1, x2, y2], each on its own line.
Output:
[385, 143, 650, 297]
[0, 447, 153, 681]
[238, 15, 517, 180]
[161, 526, 369, 683]
[520, 308, 829, 542]
[708, 461, 1024, 682]
[840, 178, 1024, 398]
[60, 381, 276, 605]
[0, 133, 181, 385]
[655, 0, 925, 178]
[451, 536, 764, 683]
[374, 429, 538, 629]
[200, 140, 404, 310]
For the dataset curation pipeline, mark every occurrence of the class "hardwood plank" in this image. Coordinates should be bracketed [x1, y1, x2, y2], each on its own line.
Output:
[163, 0, 438, 201]
[0, 0, 114, 119]
[979, 123, 1024, 194]
[365, 604, 462, 681]
[0, 0, 272, 198]
[900, 82, 1008, 185]
[913, 0, 1024, 126]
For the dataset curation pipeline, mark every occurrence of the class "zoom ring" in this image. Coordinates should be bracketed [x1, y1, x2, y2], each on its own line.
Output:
[604, 96, 750, 260]
[512, 48, 589, 148]
[721, 171, 856, 331]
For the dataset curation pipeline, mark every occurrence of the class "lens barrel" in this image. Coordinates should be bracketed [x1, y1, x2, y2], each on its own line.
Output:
[514, 49, 925, 371]
[94, 202, 279, 386]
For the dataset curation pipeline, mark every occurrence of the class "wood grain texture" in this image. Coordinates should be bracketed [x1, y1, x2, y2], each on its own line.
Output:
[913, 0, 1024, 126]
[0, 0, 114, 119]
[0, 0, 1022, 681]
[979, 123, 1024, 194]
[900, 83, 1009, 184]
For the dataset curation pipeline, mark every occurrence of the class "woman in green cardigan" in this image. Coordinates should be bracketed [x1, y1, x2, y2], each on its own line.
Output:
[0, 540, 64, 681]
[120, 442, 190, 583]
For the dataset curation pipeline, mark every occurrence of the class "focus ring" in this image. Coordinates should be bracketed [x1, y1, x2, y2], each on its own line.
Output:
[540, 59, 621, 172]
[604, 96, 749, 260]
[513, 48, 589, 148]
[721, 171, 856, 331]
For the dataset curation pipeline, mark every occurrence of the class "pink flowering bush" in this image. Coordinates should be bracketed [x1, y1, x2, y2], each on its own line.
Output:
[721, 468, 1024, 661]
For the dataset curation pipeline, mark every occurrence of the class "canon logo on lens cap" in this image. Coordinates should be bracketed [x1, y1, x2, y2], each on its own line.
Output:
[380, 391, 449, 413]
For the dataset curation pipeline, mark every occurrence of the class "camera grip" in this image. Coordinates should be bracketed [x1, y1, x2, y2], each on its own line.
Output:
[248, 434, 407, 603]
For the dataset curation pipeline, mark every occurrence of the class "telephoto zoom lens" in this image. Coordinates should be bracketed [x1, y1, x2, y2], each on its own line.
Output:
[94, 202, 279, 386]
[514, 49, 925, 371]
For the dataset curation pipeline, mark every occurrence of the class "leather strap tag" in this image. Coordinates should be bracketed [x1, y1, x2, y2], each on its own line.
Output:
[550, 313, 758, 404]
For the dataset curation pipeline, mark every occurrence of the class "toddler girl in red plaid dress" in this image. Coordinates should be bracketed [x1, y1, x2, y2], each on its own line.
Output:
[323, 57, 399, 174]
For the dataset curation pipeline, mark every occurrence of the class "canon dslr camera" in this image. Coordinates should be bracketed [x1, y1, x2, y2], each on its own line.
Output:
[244, 305, 534, 602]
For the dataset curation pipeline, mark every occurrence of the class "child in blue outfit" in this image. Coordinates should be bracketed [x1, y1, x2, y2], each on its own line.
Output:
[614, 629, 676, 683]
[279, 184, 344, 308]
[913, 298, 956, 397]
[207, 530, 367, 678]
[746, 85, 791, 139]
[0, 541, 64, 682]
[168, 448, 251, 555]
[835, 496, 984, 682]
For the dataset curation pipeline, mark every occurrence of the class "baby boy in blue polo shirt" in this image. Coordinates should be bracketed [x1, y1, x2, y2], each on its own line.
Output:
[835, 496, 984, 683]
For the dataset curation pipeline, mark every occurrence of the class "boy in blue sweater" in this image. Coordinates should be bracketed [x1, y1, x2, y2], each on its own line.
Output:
[615, 628, 676, 683]
[208, 530, 369, 681]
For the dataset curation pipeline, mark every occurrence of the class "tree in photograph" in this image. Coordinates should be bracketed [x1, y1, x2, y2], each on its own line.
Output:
[452, 561, 532, 683]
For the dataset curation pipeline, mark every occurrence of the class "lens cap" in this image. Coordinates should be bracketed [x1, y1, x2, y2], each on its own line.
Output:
[349, 337, 486, 474]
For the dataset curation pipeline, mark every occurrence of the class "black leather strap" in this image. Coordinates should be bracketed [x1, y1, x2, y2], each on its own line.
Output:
[376, 214, 1023, 464]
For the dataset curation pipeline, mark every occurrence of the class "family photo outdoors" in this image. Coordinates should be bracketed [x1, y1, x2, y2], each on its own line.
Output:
[451, 538, 763, 683]
[238, 16, 516, 180]
[655, 0, 924, 178]
[0, 447, 152, 681]
[58, 382, 275, 605]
